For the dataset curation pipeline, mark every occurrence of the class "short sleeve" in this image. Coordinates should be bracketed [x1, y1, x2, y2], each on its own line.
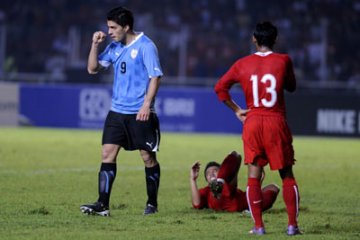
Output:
[98, 44, 114, 68]
[143, 42, 163, 78]
[193, 187, 210, 209]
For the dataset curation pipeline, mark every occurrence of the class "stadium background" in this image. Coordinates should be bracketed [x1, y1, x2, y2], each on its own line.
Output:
[0, 0, 359, 137]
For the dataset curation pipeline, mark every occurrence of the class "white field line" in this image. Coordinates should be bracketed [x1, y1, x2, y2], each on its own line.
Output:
[0, 166, 182, 175]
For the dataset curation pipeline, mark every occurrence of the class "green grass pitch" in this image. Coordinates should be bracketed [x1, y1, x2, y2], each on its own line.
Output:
[0, 127, 359, 239]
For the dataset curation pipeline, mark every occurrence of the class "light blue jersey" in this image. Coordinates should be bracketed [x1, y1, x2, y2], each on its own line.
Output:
[98, 32, 163, 114]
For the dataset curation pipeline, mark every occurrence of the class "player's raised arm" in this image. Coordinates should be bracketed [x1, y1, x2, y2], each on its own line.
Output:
[190, 161, 201, 207]
[87, 31, 106, 74]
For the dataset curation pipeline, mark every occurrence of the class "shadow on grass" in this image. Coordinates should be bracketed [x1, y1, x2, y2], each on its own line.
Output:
[111, 203, 127, 210]
[28, 206, 50, 215]
[266, 206, 309, 214]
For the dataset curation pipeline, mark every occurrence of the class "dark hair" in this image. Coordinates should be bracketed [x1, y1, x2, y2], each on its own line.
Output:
[204, 161, 220, 180]
[107, 6, 134, 30]
[253, 21, 278, 49]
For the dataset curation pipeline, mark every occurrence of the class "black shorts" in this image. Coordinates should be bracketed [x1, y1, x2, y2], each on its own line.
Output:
[102, 111, 161, 151]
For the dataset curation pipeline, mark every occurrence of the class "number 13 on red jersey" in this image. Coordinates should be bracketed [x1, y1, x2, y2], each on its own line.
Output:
[250, 74, 277, 108]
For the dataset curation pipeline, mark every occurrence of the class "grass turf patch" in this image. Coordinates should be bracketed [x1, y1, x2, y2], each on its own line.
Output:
[0, 127, 359, 239]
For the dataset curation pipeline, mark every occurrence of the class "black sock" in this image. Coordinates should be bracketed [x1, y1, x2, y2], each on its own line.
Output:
[97, 163, 117, 207]
[145, 164, 160, 207]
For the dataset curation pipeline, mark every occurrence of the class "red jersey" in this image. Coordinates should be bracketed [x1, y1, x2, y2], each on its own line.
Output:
[215, 52, 296, 170]
[193, 184, 279, 212]
[193, 184, 248, 212]
[215, 52, 296, 117]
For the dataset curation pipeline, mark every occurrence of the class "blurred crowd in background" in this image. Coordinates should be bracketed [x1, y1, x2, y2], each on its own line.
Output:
[1, 0, 360, 87]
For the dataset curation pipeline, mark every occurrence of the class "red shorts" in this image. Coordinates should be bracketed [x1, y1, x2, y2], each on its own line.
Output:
[242, 114, 295, 170]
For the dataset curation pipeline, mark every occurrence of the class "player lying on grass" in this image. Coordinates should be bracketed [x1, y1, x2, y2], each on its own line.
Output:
[190, 151, 279, 212]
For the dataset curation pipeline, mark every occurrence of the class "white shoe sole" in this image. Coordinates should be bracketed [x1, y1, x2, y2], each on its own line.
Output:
[80, 206, 110, 216]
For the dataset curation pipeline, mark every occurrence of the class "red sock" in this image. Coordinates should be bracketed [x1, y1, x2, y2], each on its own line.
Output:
[262, 189, 279, 211]
[217, 153, 240, 183]
[282, 177, 300, 226]
[247, 178, 264, 228]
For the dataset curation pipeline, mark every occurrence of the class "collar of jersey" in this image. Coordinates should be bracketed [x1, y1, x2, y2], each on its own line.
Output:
[254, 51, 273, 57]
[124, 32, 144, 48]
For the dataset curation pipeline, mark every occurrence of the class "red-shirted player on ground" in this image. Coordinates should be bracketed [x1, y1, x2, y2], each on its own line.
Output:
[214, 21, 301, 235]
[190, 151, 279, 213]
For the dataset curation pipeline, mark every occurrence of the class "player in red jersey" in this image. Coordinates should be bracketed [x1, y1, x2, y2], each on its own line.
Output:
[190, 151, 279, 213]
[214, 21, 301, 235]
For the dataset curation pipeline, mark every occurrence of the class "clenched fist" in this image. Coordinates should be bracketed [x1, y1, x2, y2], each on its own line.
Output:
[92, 31, 107, 44]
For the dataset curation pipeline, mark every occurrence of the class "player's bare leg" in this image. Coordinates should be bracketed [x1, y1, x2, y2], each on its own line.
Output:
[102, 144, 121, 163]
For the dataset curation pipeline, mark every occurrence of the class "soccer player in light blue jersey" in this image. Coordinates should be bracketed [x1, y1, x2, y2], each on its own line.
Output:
[80, 6, 163, 216]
